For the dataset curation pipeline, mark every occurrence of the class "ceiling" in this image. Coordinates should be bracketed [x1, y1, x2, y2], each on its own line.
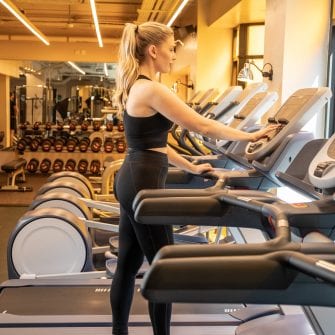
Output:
[0, 0, 267, 83]
[0, 0, 197, 81]
[0, 0, 197, 42]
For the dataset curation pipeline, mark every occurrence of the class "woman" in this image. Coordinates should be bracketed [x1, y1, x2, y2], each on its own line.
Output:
[111, 21, 279, 335]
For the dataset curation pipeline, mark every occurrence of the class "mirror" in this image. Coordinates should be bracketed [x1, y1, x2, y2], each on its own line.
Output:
[10, 61, 117, 125]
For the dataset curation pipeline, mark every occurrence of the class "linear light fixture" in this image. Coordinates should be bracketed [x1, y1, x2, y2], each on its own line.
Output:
[104, 63, 109, 77]
[89, 0, 103, 47]
[167, 0, 190, 27]
[67, 61, 86, 75]
[0, 0, 50, 45]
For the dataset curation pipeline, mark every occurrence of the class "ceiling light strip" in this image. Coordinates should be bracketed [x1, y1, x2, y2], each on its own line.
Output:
[104, 63, 109, 77]
[167, 0, 190, 27]
[67, 61, 86, 75]
[89, 0, 103, 47]
[0, 0, 50, 45]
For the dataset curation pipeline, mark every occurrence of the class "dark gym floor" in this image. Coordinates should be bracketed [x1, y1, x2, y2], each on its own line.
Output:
[0, 173, 48, 206]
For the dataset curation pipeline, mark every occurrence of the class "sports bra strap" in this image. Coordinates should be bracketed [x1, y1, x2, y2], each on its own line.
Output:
[137, 74, 151, 81]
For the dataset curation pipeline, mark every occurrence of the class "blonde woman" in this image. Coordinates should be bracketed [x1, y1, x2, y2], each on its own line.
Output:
[111, 21, 278, 335]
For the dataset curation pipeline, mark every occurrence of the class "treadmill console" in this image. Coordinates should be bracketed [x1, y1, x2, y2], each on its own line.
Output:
[309, 133, 335, 189]
[204, 91, 278, 154]
[245, 87, 332, 162]
[246, 119, 286, 155]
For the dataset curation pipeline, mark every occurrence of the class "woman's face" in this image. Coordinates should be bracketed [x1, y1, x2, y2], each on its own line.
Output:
[154, 35, 176, 73]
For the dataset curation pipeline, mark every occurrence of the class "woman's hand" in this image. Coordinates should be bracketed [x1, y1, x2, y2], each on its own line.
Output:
[190, 162, 214, 175]
[249, 124, 282, 142]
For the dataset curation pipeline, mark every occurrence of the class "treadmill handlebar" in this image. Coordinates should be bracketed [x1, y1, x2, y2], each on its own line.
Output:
[217, 192, 288, 223]
[192, 168, 259, 190]
[141, 250, 335, 305]
[135, 187, 291, 242]
[217, 193, 291, 242]
[282, 251, 335, 284]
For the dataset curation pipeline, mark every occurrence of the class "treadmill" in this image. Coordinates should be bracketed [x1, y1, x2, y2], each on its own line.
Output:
[134, 152, 335, 334]
[276, 131, 335, 200]
[170, 83, 265, 156]
[133, 109, 335, 334]
[167, 87, 332, 192]
[138, 194, 335, 334]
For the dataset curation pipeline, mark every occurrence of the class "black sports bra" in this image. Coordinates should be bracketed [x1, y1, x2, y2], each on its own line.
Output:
[124, 75, 173, 150]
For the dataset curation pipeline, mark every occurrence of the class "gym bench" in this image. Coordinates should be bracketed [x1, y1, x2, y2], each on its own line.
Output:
[0, 158, 32, 192]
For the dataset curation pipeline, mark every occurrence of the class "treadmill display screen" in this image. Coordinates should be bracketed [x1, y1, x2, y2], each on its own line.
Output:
[275, 94, 312, 121]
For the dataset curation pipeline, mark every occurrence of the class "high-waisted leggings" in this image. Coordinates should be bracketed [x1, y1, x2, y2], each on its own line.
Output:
[111, 150, 173, 335]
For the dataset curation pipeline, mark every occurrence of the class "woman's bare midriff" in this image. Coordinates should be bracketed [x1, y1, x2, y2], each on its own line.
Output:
[147, 147, 168, 154]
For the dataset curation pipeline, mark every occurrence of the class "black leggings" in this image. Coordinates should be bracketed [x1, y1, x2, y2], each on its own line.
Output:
[111, 150, 173, 335]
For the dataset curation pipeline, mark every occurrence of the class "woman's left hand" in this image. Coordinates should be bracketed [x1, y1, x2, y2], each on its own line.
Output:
[191, 162, 214, 175]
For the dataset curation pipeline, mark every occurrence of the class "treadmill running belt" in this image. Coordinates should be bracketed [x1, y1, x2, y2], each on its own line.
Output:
[0, 285, 243, 317]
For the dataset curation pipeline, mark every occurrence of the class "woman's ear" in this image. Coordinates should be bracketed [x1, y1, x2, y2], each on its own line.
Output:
[148, 45, 157, 59]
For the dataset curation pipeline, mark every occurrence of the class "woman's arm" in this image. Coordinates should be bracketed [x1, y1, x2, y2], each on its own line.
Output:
[167, 146, 213, 174]
[149, 82, 279, 141]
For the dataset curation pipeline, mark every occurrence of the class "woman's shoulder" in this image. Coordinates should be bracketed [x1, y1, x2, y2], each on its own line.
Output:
[130, 78, 154, 98]
[132, 78, 169, 96]
[127, 79, 175, 114]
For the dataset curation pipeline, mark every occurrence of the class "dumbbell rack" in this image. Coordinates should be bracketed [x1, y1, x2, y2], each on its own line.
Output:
[17, 129, 126, 175]
[23, 151, 125, 171]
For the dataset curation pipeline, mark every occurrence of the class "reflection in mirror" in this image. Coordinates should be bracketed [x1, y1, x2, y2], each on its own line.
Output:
[10, 61, 117, 130]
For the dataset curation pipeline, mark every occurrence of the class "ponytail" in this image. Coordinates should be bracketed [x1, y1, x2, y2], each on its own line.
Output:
[115, 23, 139, 114]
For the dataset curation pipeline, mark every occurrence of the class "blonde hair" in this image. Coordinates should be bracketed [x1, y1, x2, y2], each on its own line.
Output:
[114, 21, 174, 113]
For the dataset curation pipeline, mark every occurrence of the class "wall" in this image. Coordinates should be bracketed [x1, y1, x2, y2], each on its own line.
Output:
[196, 0, 234, 94]
[160, 32, 197, 102]
[0, 60, 22, 77]
[171, 33, 197, 101]
[264, 0, 331, 137]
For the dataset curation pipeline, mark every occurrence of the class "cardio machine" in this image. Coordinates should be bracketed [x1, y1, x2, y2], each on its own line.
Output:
[173, 82, 269, 156]
[167, 87, 332, 191]
[133, 128, 335, 335]
[276, 131, 335, 200]
[138, 192, 335, 335]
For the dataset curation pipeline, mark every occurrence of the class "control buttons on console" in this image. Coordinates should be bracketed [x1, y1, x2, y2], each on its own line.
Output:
[247, 141, 263, 153]
[268, 117, 277, 124]
[314, 161, 335, 177]
[278, 118, 289, 125]
[233, 113, 245, 120]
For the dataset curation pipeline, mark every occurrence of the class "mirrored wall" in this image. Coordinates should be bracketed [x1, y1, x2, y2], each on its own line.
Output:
[10, 61, 117, 125]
